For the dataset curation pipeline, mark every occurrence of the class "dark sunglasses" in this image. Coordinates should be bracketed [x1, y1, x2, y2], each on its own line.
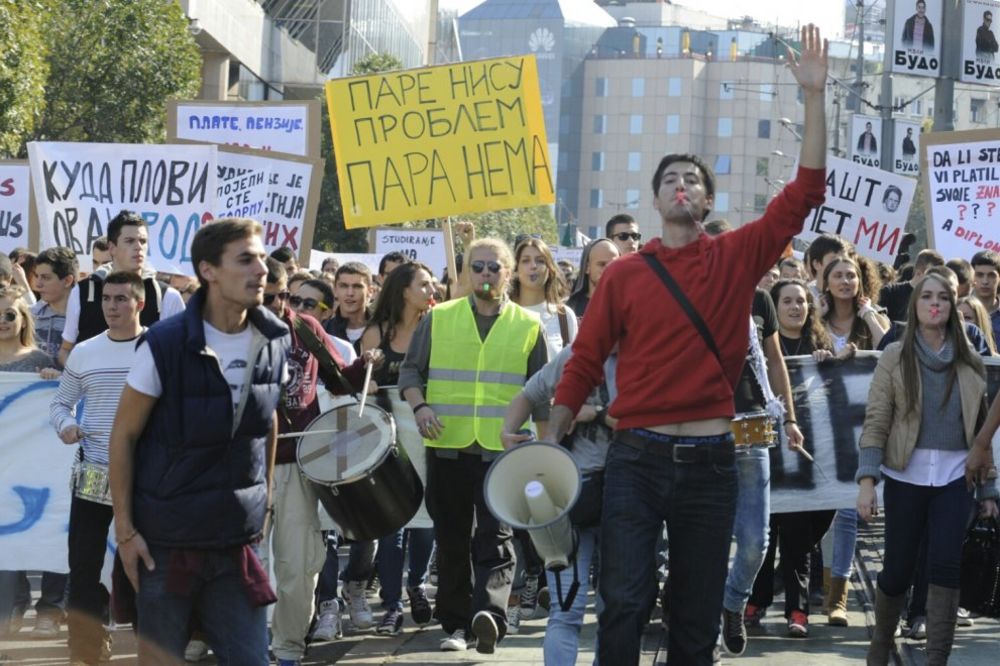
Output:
[288, 295, 328, 311]
[470, 260, 502, 275]
[263, 291, 290, 306]
[613, 232, 642, 242]
[1, 311, 17, 323]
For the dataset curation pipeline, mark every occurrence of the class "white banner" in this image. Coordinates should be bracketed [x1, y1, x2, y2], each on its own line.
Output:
[893, 119, 922, 177]
[0, 162, 31, 255]
[800, 155, 915, 265]
[962, 0, 1000, 84]
[168, 100, 321, 158]
[308, 250, 382, 277]
[27, 142, 217, 275]
[891, 0, 942, 77]
[374, 228, 447, 280]
[851, 114, 883, 168]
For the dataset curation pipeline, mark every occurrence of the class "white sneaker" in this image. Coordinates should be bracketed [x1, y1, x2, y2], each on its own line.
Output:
[506, 605, 521, 635]
[472, 611, 498, 655]
[312, 599, 342, 642]
[345, 580, 374, 630]
[440, 628, 473, 651]
[184, 639, 210, 662]
[956, 607, 975, 627]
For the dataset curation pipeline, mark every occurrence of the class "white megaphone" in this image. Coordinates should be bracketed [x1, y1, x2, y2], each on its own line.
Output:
[484, 441, 581, 571]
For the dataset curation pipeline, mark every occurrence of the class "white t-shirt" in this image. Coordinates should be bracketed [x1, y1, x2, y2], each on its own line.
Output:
[63, 278, 185, 343]
[328, 334, 358, 364]
[346, 326, 366, 344]
[521, 301, 578, 359]
[128, 322, 253, 415]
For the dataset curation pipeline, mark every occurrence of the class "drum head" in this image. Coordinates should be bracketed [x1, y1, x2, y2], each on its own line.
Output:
[297, 402, 397, 485]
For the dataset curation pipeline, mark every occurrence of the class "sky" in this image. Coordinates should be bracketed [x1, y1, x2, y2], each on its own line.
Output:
[439, 1, 847, 39]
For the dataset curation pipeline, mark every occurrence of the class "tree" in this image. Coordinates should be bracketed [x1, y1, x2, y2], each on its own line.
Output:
[29, 0, 200, 146]
[0, 1, 49, 157]
[450, 206, 558, 251]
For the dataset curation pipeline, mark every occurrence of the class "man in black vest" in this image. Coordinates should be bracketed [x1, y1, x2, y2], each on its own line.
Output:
[58, 210, 185, 366]
[109, 218, 290, 665]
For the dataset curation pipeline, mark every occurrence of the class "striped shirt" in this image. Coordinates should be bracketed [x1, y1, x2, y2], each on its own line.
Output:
[50, 331, 142, 465]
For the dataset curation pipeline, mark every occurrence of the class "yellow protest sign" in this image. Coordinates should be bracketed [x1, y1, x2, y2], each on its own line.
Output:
[325, 55, 554, 229]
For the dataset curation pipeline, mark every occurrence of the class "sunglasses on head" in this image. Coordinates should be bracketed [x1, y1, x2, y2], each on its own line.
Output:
[263, 291, 290, 306]
[470, 260, 502, 274]
[1, 311, 17, 323]
[613, 232, 642, 242]
[288, 295, 328, 311]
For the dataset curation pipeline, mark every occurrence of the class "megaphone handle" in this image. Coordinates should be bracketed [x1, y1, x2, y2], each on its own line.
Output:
[555, 540, 581, 613]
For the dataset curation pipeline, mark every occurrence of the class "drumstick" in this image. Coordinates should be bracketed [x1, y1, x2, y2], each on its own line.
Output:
[277, 428, 346, 439]
[358, 362, 375, 417]
[792, 445, 832, 482]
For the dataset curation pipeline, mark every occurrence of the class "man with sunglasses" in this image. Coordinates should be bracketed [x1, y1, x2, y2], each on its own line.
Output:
[262, 259, 376, 665]
[606, 214, 642, 255]
[399, 238, 549, 655]
[549, 26, 829, 666]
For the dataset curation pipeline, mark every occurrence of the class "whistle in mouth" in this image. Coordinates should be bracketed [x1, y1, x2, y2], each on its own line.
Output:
[483, 283, 490, 293]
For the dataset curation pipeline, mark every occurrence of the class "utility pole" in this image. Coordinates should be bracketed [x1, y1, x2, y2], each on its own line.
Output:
[879, 0, 894, 173]
[933, 0, 960, 131]
[427, 0, 439, 66]
[850, 0, 866, 112]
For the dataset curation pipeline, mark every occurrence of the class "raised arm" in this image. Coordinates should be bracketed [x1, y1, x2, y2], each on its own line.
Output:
[788, 24, 828, 170]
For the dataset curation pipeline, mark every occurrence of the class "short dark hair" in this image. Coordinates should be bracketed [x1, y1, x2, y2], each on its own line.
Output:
[93, 236, 110, 252]
[270, 246, 296, 264]
[651, 153, 715, 201]
[971, 250, 1000, 273]
[266, 257, 287, 285]
[35, 247, 79, 281]
[946, 258, 972, 286]
[605, 214, 636, 238]
[321, 257, 339, 272]
[335, 261, 372, 286]
[378, 251, 407, 277]
[882, 185, 902, 204]
[191, 217, 263, 284]
[301, 278, 334, 309]
[913, 249, 944, 273]
[103, 270, 145, 301]
[107, 210, 146, 245]
[805, 234, 849, 277]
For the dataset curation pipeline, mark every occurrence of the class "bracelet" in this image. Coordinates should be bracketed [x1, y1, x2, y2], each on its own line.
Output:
[412, 402, 430, 414]
[116, 528, 138, 546]
[783, 419, 797, 426]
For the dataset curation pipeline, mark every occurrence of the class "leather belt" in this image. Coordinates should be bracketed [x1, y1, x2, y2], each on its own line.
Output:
[616, 430, 735, 465]
[731, 412, 777, 448]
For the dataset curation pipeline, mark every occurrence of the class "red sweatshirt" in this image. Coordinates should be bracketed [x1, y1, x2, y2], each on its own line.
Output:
[554, 166, 826, 429]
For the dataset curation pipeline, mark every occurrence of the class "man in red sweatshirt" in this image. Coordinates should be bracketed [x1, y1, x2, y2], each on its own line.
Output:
[548, 25, 829, 666]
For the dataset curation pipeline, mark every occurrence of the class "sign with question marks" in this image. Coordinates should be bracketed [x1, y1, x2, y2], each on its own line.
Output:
[923, 128, 1000, 260]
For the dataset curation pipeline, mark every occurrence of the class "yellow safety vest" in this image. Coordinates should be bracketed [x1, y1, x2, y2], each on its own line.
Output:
[425, 298, 541, 451]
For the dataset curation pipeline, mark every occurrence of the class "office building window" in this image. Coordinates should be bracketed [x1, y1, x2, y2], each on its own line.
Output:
[718, 117, 733, 137]
[715, 192, 730, 212]
[720, 82, 734, 100]
[666, 114, 680, 134]
[754, 194, 768, 212]
[913, 99, 922, 116]
[628, 152, 641, 171]
[595, 77, 607, 97]
[590, 188, 603, 209]
[630, 115, 643, 134]
[756, 157, 769, 176]
[625, 189, 640, 208]
[714, 155, 731, 175]
[668, 77, 682, 96]
[593, 115, 606, 134]
[592, 152, 605, 171]
[632, 78, 645, 97]
[972, 98, 986, 124]
[760, 83, 775, 101]
[758, 119, 771, 138]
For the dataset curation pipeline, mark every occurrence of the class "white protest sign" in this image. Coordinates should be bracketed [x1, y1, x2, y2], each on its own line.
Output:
[800, 155, 915, 265]
[374, 228, 447, 279]
[923, 128, 1000, 259]
[216, 169, 270, 219]
[216, 146, 323, 268]
[27, 142, 217, 275]
[0, 161, 31, 255]
[168, 100, 322, 158]
[891, 0, 942, 78]
[551, 246, 583, 268]
[309, 250, 382, 276]
[961, 0, 1000, 84]
[851, 114, 883, 168]
[893, 119, 921, 177]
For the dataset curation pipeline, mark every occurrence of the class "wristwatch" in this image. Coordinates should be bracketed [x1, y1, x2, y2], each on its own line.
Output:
[594, 405, 607, 427]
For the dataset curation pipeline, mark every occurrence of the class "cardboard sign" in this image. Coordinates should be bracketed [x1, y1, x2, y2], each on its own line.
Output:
[961, 0, 1000, 84]
[26, 142, 217, 275]
[893, 119, 922, 176]
[923, 128, 1000, 259]
[374, 227, 447, 279]
[167, 100, 321, 158]
[851, 114, 883, 168]
[308, 250, 381, 277]
[215, 146, 323, 269]
[891, 0, 942, 77]
[326, 55, 554, 228]
[0, 161, 33, 254]
[801, 155, 915, 264]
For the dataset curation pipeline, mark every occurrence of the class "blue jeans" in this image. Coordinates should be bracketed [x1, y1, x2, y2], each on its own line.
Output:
[599, 436, 738, 666]
[135, 545, 268, 665]
[831, 508, 858, 578]
[723, 447, 770, 613]
[376, 527, 435, 610]
[879, 476, 974, 595]
[0, 570, 67, 626]
[316, 532, 340, 603]
[543, 526, 600, 666]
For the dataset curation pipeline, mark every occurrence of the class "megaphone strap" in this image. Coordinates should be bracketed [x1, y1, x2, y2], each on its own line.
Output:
[554, 532, 582, 613]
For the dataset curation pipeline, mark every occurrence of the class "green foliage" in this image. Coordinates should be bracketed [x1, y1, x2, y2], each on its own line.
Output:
[905, 178, 928, 252]
[352, 53, 404, 76]
[452, 206, 558, 250]
[0, 1, 49, 157]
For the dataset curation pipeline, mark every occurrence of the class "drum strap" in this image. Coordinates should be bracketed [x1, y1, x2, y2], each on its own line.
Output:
[292, 316, 358, 397]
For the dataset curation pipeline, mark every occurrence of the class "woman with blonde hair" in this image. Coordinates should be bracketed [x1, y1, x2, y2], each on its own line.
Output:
[957, 295, 997, 356]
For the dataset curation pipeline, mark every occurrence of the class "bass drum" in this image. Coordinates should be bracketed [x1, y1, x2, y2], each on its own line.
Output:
[380, 387, 432, 529]
[297, 400, 423, 542]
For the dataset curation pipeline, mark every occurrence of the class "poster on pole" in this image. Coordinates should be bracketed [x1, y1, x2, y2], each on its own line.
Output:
[850, 114, 883, 168]
[962, 0, 1000, 84]
[0, 161, 34, 255]
[167, 100, 322, 158]
[325, 55, 555, 229]
[800, 155, 915, 265]
[923, 128, 1000, 260]
[891, 0, 942, 77]
[26, 142, 217, 275]
[893, 119, 921, 176]
[215, 146, 323, 268]
[374, 227, 447, 279]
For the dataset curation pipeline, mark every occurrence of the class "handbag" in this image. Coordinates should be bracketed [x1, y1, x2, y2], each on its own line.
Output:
[959, 514, 1000, 618]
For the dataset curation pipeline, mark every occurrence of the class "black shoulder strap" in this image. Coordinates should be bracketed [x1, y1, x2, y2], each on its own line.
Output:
[641, 254, 722, 365]
[557, 309, 570, 347]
